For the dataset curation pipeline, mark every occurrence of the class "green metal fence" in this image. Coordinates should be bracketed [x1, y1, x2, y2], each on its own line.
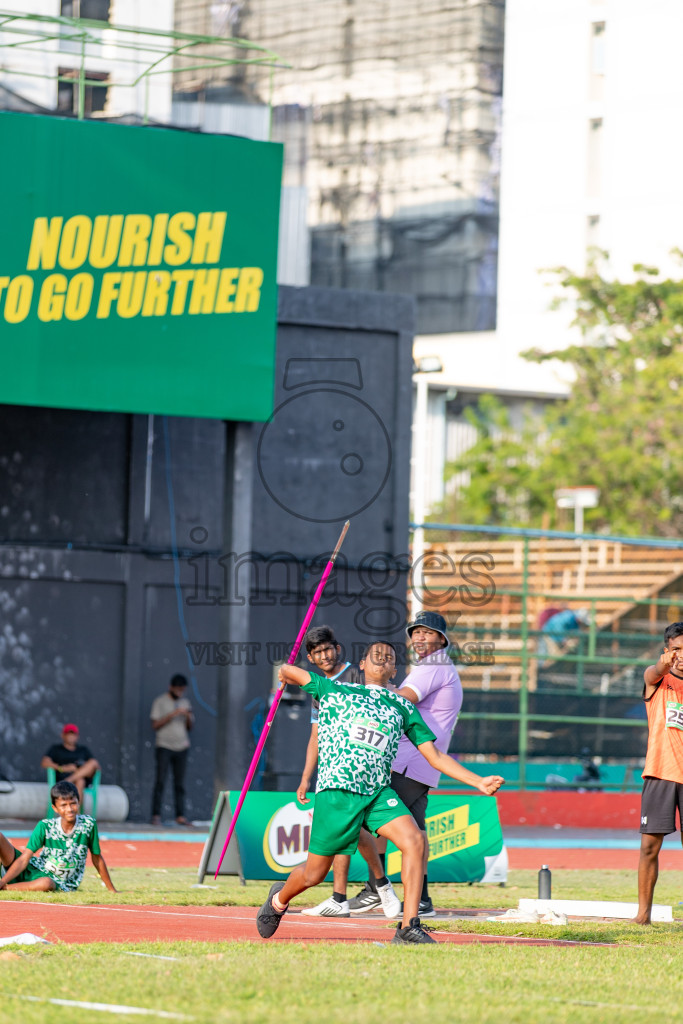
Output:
[413, 522, 683, 791]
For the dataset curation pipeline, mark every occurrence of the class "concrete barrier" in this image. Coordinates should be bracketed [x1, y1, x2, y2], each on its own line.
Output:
[0, 782, 129, 822]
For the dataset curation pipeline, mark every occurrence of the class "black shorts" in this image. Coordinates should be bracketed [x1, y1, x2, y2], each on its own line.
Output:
[390, 770, 429, 831]
[640, 776, 683, 835]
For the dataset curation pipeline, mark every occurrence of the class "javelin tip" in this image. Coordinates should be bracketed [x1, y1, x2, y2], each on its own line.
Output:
[331, 520, 351, 562]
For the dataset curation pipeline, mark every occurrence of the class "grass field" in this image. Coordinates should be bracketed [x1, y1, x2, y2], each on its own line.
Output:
[1, 867, 682, 1024]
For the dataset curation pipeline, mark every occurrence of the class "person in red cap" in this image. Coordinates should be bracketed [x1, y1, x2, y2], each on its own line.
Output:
[40, 724, 100, 802]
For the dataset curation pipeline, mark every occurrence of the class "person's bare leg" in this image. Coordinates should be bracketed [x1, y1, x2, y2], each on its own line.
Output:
[0, 836, 56, 890]
[329, 833, 384, 899]
[332, 854, 351, 895]
[634, 833, 664, 924]
[377, 815, 424, 928]
[420, 829, 429, 874]
[71, 758, 99, 780]
[65, 773, 86, 800]
[6, 877, 56, 891]
[278, 853, 335, 906]
[0, 832, 17, 868]
[357, 828, 384, 881]
[67, 759, 98, 801]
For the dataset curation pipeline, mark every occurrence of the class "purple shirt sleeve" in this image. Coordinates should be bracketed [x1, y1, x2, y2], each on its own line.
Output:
[391, 653, 463, 788]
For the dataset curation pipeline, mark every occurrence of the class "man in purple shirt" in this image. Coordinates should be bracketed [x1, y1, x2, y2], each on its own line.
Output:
[348, 611, 462, 917]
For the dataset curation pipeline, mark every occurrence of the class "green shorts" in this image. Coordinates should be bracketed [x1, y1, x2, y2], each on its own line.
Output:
[0, 848, 52, 886]
[309, 787, 411, 856]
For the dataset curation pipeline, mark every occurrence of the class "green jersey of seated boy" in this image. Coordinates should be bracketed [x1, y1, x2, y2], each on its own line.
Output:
[0, 780, 116, 893]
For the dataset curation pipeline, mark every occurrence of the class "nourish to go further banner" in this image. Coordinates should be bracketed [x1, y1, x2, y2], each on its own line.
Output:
[0, 112, 283, 421]
[199, 791, 508, 884]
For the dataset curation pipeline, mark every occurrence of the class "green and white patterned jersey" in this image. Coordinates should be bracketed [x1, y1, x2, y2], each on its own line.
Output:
[26, 814, 101, 892]
[302, 673, 436, 796]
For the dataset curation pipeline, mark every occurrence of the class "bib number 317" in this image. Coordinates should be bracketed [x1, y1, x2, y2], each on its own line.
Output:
[350, 720, 389, 751]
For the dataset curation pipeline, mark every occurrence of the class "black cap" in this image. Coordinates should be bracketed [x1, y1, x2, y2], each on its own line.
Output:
[406, 611, 449, 646]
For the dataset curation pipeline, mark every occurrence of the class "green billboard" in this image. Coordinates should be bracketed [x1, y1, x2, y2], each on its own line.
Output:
[0, 112, 282, 421]
[200, 791, 508, 884]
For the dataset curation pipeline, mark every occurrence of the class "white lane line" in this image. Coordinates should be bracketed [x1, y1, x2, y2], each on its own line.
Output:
[122, 951, 181, 961]
[8, 995, 191, 1019]
[4, 904, 249, 921]
[550, 999, 663, 1014]
[6, 902, 393, 930]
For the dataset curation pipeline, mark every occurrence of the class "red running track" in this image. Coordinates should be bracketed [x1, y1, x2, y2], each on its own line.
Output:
[0, 835, 671, 946]
[0, 901, 616, 948]
[99, 840, 206, 868]
[1, 836, 677, 948]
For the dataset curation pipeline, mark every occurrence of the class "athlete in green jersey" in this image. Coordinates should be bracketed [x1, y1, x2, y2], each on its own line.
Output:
[256, 641, 504, 945]
[0, 780, 116, 893]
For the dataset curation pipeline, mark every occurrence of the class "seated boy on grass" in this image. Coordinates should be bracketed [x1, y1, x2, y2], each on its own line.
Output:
[0, 779, 116, 893]
[256, 640, 503, 945]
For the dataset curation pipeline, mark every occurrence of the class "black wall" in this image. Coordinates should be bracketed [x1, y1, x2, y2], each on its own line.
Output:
[0, 285, 414, 820]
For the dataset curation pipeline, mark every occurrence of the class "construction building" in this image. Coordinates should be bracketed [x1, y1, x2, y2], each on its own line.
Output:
[173, 0, 504, 335]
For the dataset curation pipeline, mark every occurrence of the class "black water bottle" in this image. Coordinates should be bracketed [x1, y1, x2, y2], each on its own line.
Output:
[538, 864, 552, 899]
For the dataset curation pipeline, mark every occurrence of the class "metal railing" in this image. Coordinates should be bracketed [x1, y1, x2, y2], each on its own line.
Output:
[411, 521, 683, 790]
[0, 10, 288, 125]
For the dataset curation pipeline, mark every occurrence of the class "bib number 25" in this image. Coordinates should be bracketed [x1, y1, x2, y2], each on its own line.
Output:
[665, 701, 683, 730]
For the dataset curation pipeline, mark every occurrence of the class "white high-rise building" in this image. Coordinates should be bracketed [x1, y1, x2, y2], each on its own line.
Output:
[497, 0, 683, 363]
[416, 0, 683, 512]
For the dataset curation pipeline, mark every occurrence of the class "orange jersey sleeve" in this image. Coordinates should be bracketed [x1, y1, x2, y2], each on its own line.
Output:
[643, 672, 683, 784]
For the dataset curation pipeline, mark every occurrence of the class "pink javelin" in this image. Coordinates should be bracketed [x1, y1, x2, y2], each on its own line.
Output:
[214, 519, 350, 877]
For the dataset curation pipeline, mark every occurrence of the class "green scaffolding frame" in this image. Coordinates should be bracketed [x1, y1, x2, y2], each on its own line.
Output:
[0, 8, 288, 126]
[413, 521, 683, 790]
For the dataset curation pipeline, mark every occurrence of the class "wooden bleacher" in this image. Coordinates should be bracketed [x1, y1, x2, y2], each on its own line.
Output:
[422, 538, 683, 690]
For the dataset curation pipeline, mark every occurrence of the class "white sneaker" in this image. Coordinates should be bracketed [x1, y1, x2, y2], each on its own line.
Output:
[301, 896, 350, 917]
[376, 880, 401, 919]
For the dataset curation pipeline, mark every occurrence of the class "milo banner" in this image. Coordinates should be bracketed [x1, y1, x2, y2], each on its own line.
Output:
[198, 791, 507, 884]
[0, 112, 283, 421]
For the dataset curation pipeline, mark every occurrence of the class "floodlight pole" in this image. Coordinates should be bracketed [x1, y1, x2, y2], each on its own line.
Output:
[411, 372, 429, 619]
[410, 358, 443, 618]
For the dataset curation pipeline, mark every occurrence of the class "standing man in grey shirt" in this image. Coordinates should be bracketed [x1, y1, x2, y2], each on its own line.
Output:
[150, 674, 194, 826]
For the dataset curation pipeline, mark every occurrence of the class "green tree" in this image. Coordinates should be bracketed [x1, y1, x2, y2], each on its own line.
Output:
[439, 259, 683, 537]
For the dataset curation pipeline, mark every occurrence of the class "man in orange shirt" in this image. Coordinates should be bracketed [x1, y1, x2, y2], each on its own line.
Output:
[635, 622, 683, 924]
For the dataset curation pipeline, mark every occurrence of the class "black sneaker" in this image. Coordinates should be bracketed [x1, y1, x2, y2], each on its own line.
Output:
[348, 882, 382, 914]
[391, 917, 437, 945]
[400, 898, 436, 918]
[256, 882, 287, 938]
